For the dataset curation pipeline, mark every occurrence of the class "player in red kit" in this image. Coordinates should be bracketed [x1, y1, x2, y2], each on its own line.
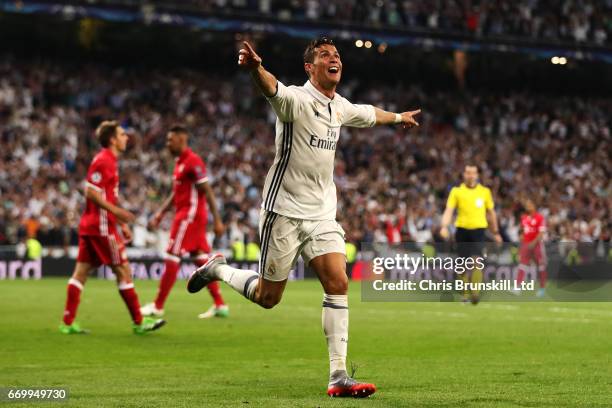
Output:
[60, 121, 166, 334]
[141, 125, 228, 319]
[515, 197, 547, 297]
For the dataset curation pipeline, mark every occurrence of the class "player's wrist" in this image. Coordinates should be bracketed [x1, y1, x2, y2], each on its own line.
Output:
[249, 63, 264, 74]
[394, 113, 402, 124]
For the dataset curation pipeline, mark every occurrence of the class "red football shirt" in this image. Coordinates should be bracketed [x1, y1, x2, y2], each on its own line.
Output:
[79, 148, 119, 236]
[521, 212, 546, 243]
[173, 148, 208, 220]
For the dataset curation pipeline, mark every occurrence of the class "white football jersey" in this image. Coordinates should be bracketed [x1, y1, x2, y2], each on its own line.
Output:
[262, 80, 376, 220]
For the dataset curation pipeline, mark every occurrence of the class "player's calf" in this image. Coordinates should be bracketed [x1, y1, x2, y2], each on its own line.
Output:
[187, 253, 287, 309]
[60, 262, 90, 328]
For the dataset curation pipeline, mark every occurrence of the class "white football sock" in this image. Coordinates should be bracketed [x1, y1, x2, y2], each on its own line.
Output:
[216, 264, 259, 301]
[322, 294, 349, 377]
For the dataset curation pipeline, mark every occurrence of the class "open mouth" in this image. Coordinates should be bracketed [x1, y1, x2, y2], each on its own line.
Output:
[328, 66, 340, 74]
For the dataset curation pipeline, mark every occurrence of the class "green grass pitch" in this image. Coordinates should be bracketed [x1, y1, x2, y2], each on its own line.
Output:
[1, 278, 612, 407]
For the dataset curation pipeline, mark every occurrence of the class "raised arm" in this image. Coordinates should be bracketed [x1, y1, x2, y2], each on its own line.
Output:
[238, 41, 277, 97]
[374, 107, 421, 128]
[238, 41, 304, 122]
[342, 98, 421, 129]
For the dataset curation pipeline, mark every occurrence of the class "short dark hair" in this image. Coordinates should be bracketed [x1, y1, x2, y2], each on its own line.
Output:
[303, 37, 336, 64]
[168, 124, 189, 136]
[96, 120, 119, 148]
[464, 163, 480, 173]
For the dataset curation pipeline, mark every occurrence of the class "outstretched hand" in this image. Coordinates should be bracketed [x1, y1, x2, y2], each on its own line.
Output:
[400, 109, 421, 129]
[238, 41, 262, 71]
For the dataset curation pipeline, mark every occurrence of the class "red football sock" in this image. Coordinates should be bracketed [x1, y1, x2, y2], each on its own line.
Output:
[118, 282, 143, 325]
[539, 268, 547, 288]
[155, 259, 181, 310]
[207, 281, 225, 307]
[196, 256, 225, 307]
[63, 278, 84, 325]
[516, 266, 526, 285]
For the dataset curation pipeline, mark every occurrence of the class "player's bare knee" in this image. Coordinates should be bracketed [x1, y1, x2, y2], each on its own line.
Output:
[260, 299, 279, 309]
[324, 274, 348, 295]
[72, 274, 88, 284]
[111, 263, 132, 283]
[259, 293, 281, 309]
[72, 270, 87, 282]
[72, 262, 90, 283]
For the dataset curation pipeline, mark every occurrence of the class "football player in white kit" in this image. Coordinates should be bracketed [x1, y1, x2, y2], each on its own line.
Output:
[188, 38, 420, 398]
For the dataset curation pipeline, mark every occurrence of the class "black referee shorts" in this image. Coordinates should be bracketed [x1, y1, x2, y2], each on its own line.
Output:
[455, 228, 486, 258]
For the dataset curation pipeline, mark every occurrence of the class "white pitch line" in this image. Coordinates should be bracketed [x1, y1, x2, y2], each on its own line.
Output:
[548, 306, 612, 317]
[291, 305, 603, 324]
[479, 304, 520, 311]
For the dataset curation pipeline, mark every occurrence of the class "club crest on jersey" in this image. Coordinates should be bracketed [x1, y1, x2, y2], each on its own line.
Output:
[177, 164, 185, 173]
[91, 172, 102, 183]
[475, 198, 484, 208]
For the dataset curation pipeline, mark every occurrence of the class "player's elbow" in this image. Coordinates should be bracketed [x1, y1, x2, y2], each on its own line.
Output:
[197, 183, 209, 195]
[262, 85, 277, 98]
[84, 187, 97, 201]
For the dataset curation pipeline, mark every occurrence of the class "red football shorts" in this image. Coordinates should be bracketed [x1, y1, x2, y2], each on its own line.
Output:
[166, 214, 210, 256]
[77, 232, 127, 266]
[520, 241, 546, 265]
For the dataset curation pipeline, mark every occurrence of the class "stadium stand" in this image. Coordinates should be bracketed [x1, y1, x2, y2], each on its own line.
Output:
[0, 56, 609, 249]
[47, 0, 612, 46]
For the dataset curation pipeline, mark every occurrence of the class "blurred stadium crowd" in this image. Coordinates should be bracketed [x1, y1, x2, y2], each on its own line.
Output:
[144, 0, 612, 45]
[0, 56, 610, 250]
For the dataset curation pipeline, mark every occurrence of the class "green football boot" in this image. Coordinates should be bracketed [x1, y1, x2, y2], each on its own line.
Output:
[59, 322, 89, 334]
[133, 317, 166, 335]
[198, 305, 230, 319]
